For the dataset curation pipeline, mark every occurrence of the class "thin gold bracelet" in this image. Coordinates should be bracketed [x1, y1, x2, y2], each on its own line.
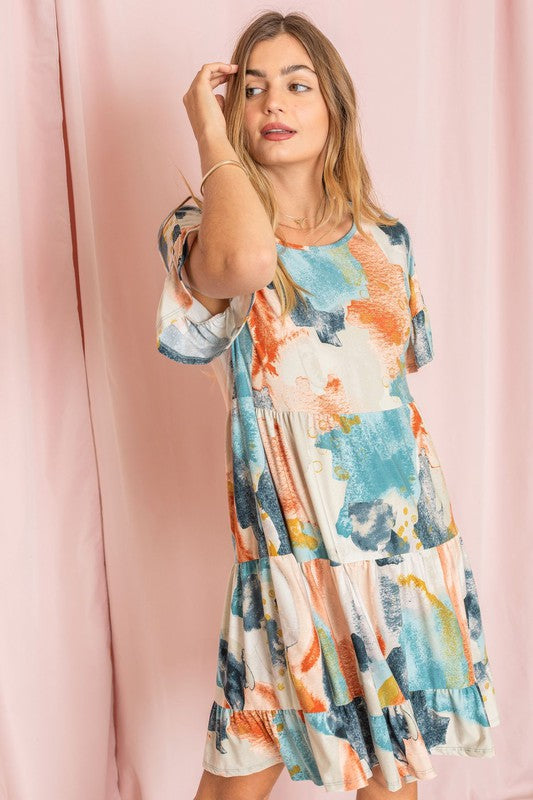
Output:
[200, 159, 249, 195]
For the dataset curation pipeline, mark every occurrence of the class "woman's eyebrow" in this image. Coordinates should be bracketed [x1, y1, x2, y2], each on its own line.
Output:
[245, 64, 316, 78]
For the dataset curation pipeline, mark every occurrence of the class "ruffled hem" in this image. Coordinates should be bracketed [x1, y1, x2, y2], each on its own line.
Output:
[205, 530, 500, 792]
[202, 677, 500, 793]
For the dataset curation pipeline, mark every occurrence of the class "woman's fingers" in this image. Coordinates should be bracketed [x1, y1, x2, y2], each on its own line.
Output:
[200, 63, 238, 84]
[199, 62, 238, 73]
[182, 63, 236, 140]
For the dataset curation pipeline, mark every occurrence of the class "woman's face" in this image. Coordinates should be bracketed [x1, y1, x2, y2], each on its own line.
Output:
[242, 33, 329, 171]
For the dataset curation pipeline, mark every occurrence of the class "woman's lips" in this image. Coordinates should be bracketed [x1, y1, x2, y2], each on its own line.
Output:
[261, 130, 296, 140]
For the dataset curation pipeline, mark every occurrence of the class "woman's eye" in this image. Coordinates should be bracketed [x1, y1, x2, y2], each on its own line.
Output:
[245, 83, 309, 98]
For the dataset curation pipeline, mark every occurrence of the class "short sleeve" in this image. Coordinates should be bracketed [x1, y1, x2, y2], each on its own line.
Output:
[155, 203, 255, 365]
[404, 226, 434, 373]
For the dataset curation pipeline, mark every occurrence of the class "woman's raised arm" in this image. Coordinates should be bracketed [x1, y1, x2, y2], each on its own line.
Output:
[182, 62, 277, 299]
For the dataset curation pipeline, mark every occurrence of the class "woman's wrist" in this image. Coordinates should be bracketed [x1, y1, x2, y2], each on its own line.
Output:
[197, 129, 239, 175]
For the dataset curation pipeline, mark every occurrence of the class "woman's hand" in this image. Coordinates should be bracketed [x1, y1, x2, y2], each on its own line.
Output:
[182, 62, 239, 142]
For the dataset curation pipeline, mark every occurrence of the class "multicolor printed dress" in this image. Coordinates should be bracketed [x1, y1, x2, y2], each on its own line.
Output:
[155, 202, 500, 793]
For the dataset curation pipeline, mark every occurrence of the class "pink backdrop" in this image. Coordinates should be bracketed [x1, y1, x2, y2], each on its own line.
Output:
[1, 1, 531, 798]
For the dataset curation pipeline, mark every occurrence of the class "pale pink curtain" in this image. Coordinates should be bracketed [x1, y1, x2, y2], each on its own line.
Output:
[1, 1, 530, 798]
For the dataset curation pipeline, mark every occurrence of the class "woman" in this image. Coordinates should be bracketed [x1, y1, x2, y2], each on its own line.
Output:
[155, 11, 500, 799]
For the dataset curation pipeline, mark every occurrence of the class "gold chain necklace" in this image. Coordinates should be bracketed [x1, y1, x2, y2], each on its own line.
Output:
[278, 195, 327, 229]
[276, 195, 336, 246]
[276, 220, 337, 247]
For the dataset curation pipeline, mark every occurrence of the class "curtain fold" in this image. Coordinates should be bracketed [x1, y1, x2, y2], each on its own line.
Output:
[0, 1, 119, 798]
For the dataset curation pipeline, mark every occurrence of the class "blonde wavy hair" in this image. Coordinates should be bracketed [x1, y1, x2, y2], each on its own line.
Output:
[178, 9, 399, 318]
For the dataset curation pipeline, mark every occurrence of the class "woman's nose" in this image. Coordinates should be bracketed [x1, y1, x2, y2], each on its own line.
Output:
[263, 90, 284, 113]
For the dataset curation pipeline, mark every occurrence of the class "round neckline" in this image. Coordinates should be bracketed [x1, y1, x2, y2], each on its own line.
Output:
[275, 219, 356, 250]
